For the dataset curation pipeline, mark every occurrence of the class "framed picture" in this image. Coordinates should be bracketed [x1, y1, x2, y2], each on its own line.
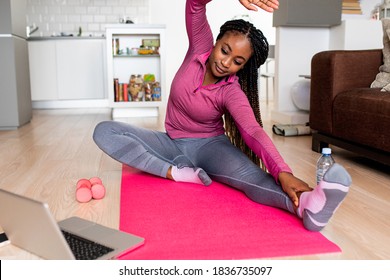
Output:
[142, 39, 160, 47]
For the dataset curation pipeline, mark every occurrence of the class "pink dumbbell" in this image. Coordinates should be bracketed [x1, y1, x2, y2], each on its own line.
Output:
[89, 177, 106, 200]
[76, 177, 106, 203]
[76, 178, 92, 203]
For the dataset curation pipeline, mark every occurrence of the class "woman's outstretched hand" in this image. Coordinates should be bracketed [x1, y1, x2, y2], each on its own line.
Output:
[239, 0, 279, 12]
[278, 172, 312, 208]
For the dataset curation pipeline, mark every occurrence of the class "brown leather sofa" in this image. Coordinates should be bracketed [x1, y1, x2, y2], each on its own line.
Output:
[309, 49, 390, 165]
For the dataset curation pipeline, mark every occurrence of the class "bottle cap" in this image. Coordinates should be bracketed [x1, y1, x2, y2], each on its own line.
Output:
[322, 147, 332, 155]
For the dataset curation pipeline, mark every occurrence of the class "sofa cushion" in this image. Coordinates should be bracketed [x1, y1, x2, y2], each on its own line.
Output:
[332, 89, 390, 152]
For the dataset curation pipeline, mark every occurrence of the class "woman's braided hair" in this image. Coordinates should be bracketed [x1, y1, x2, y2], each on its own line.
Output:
[217, 19, 269, 169]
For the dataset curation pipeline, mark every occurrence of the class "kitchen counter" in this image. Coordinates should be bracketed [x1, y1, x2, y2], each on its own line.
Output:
[27, 35, 105, 41]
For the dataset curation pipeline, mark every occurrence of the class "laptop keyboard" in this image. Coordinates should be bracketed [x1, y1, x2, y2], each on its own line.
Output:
[61, 230, 114, 260]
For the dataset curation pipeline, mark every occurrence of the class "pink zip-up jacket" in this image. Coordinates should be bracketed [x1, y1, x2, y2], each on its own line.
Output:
[165, 0, 292, 181]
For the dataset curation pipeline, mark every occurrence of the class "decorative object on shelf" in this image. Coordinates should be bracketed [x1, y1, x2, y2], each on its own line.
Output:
[137, 46, 154, 55]
[111, 38, 159, 56]
[372, 4, 380, 20]
[151, 82, 161, 101]
[142, 39, 160, 47]
[128, 74, 144, 101]
[113, 73, 160, 102]
[143, 74, 155, 101]
[119, 16, 134, 24]
[143, 74, 155, 82]
[380, 0, 390, 19]
[144, 83, 152, 101]
[130, 48, 138, 55]
[141, 39, 160, 54]
[342, 0, 362, 15]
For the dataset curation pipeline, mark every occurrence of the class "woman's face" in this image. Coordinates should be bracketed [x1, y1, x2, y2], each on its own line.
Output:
[208, 31, 253, 78]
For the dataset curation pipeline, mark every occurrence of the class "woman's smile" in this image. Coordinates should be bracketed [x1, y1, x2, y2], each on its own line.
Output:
[214, 62, 226, 75]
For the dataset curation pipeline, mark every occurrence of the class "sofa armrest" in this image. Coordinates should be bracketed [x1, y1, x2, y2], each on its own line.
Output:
[309, 49, 382, 134]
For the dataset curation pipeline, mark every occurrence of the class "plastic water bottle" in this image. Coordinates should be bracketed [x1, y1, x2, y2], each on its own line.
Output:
[316, 148, 335, 185]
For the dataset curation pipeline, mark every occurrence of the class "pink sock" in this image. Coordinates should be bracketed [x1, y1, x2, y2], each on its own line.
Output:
[170, 166, 212, 186]
[297, 163, 351, 231]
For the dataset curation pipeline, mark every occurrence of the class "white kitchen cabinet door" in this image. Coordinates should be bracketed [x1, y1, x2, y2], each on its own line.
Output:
[28, 41, 58, 101]
[56, 40, 106, 100]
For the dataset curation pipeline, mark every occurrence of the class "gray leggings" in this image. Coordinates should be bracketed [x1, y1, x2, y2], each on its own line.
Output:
[93, 121, 295, 214]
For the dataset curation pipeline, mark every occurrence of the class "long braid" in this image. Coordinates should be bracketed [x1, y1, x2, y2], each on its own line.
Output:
[217, 19, 269, 170]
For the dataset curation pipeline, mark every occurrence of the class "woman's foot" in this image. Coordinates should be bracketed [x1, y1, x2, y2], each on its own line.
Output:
[169, 166, 212, 186]
[297, 163, 352, 231]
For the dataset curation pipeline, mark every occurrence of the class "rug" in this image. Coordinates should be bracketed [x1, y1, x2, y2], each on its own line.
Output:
[119, 165, 341, 260]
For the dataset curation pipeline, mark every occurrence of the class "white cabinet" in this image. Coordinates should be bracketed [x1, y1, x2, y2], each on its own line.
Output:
[28, 40, 57, 101]
[28, 38, 106, 104]
[57, 40, 106, 100]
[105, 25, 166, 121]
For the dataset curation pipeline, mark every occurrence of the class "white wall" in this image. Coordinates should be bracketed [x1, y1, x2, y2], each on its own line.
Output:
[275, 27, 330, 113]
[206, 1, 275, 44]
[26, 0, 149, 37]
[271, 0, 384, 124]
[149, 0, 186, 95]
[149, 0, 275, 98]
[330, 19, 382, 50]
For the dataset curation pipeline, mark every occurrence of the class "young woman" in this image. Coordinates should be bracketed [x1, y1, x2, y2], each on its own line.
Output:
[93, 0, 352, 231]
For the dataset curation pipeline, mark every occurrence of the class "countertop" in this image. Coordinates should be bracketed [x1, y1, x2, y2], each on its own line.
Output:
[27, 24, 166, 41]
[27, 35, 106, 41]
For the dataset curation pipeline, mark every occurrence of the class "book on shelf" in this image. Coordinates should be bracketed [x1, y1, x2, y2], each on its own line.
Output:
[114, 78, 119, 102]
[342, 3, 360, 8]
[112, 38, 120, 55]
[113, 77, 161, 103]
[342, 9, 362, 14]
[123, 83, 128, 102]
[342, 0, 362, 14]
[113, 81, 128, 102]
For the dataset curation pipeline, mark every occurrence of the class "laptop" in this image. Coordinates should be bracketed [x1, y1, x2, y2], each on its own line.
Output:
[0, 189, 144, 260]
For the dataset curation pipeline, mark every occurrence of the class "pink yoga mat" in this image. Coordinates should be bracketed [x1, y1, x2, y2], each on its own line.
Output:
[119, 165, 341, 260]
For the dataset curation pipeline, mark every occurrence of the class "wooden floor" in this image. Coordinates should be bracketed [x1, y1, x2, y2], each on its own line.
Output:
[0, 103, 389, 260]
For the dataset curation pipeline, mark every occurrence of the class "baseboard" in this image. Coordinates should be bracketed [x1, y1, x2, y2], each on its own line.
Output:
[32, 99, 109, 109]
